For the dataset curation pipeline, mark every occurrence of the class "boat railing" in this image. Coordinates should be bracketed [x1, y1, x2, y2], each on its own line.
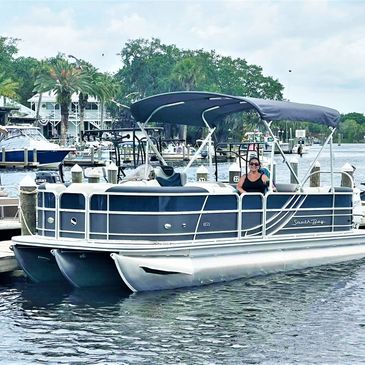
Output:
[36, 184, 354, 242]
[301, 170, 355, 189]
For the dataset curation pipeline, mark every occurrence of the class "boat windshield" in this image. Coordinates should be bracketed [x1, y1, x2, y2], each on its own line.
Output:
[0, 127, 47, 142]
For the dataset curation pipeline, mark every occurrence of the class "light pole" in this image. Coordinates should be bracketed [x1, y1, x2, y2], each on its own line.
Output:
[68, 55, 83, 143]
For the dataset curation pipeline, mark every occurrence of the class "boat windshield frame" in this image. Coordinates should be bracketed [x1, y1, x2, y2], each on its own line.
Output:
[0, 126, 48, 143]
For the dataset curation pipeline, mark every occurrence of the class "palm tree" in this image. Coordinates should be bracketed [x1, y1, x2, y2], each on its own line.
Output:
[91, 72, 119, 130]
[67, 58, 119, 136]
[33, 55, 92, 145]
[170, 57, 205, 140]
[0, 72, 18, 105]
[67, 56, 98, 141]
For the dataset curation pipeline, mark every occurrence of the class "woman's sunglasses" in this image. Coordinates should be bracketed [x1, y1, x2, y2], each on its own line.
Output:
[249, 162, 260, 167]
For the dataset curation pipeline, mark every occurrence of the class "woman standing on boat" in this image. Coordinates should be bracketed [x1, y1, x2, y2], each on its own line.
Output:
[237, 157, 269, 194]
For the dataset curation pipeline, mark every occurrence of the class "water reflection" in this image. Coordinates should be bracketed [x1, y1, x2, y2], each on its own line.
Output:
[16, 281, 72, 309]
[68, 286, 131, 307]
[0, 259, 364, 364]
[1, 143, 365, 363]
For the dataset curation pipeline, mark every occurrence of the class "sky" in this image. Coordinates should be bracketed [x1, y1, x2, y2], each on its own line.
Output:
[1, 0, 365, 114]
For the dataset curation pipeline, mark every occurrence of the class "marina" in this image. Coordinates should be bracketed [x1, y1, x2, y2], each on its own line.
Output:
[1, 1, 365, 363]
[4, 91, 365, 294]
[1, 141, 365, 363]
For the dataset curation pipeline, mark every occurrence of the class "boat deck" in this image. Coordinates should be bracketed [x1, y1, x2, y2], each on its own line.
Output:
[0, 219, 21, 231]
[0, 196, 21, 239]
[0, 240, 18, 273]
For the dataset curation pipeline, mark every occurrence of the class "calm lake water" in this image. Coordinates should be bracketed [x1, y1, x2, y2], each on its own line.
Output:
[1, 143, 365, 364]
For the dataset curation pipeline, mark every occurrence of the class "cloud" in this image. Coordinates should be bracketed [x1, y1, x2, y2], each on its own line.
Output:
[1, 0, 365, 113]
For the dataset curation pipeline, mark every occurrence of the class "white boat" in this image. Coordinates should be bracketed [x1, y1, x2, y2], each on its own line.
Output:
[242, 132, 292, 154]
[161, 142, 195, 161]
[64, 141, 113, 166]
[0, 187, 20, 240]
[0, 125, 74, 168]
[11, 91, 365, 292]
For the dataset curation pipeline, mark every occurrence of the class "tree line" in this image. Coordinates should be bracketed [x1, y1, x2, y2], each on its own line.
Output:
[0, 36, 363, 144]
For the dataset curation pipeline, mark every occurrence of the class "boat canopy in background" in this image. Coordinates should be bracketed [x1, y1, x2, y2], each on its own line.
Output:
[130, 91, 340, 128]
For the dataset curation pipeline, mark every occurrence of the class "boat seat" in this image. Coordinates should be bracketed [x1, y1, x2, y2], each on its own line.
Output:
[330, 186, 353, 192]
[275, 183, 299, 192]
[155, 166, 187, 187]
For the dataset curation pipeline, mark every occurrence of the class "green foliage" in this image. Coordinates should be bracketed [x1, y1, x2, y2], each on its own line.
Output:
[3, 34, 365, 144]
[170, 57, 206, 91]
[114, 38, 284, 142]
[339, 118, 365, 142]
[338, 113, 365, 142]
[0, 72, 18, 99]
[0, 37, 42, 104]
[33, 54, 94, 144]
[115, 38, 181, 99]
[341, 112, 365, 125]
[13, 56, 42, 104]
[0, 36, 18, 74]
[0, 37, 20, 101]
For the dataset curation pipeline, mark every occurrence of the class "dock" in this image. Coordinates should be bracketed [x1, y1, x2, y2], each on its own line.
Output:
[0, 161, 39, 168]
[63, 157, 107, 166]
[0, 196, 21, 240]
[0, 240, 18, 273]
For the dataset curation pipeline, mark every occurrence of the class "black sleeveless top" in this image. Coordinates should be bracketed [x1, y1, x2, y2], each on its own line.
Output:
[242, 173, 267, 194]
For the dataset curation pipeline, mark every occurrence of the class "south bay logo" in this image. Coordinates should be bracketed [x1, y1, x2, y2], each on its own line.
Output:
[293, 218, 325, 226]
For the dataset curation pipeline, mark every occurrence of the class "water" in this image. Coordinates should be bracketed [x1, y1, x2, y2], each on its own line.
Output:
[1, 143, 365, 364]
[1, 262, 365, 364]
[2, 143, 365, 192]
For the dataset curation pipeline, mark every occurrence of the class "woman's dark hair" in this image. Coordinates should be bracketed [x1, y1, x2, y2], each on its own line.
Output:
[248, 157, 261, 166]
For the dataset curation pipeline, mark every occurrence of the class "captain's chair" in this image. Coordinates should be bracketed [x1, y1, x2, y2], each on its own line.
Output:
[154, 165, 187, 187]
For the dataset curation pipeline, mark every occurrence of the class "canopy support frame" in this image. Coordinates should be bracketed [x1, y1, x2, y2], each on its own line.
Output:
[299, 127, 336, 190]
[137, 122, 167, 171]
[262, 119, 300, 184]
[183, 106, 218, 173]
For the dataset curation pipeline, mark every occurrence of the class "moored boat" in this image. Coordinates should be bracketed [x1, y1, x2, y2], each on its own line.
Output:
[0, 125, 74, 168]
[11, 91, 365, 292]
[0, 187, 20, 240]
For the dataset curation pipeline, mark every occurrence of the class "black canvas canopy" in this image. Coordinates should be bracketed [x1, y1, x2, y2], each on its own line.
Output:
[130, 91, 340, 128]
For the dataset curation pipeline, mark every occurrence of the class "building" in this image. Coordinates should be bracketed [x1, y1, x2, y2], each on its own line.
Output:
[28, 91, 113, 142]
[0, 96, 37, 125]
[1, 92, 113, 142]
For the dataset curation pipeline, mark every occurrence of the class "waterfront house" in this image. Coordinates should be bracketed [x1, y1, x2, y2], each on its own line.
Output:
[28, 91, 113, 143]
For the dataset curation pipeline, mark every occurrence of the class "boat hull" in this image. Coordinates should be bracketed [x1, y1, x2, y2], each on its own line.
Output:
[0, 149, 72, 168]
[111, 233, 365, 291]
[12, 245, 67, 283]
[52, 249, 127, 288]
[11, 230, 365, 291]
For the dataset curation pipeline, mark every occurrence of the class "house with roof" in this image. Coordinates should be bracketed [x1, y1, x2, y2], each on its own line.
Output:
[0, 96, 37, 125]
[28, 91, 113, 142]
[0, 91, 113, 143]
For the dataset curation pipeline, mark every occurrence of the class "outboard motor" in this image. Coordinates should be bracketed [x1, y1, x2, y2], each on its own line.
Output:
[35, 171, 62, 185]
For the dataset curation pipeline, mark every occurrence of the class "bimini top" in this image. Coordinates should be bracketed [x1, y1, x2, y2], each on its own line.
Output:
[130, 91, 340, 128]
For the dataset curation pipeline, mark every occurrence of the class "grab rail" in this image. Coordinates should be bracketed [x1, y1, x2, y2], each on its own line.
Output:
[36, 187, 354, 242]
